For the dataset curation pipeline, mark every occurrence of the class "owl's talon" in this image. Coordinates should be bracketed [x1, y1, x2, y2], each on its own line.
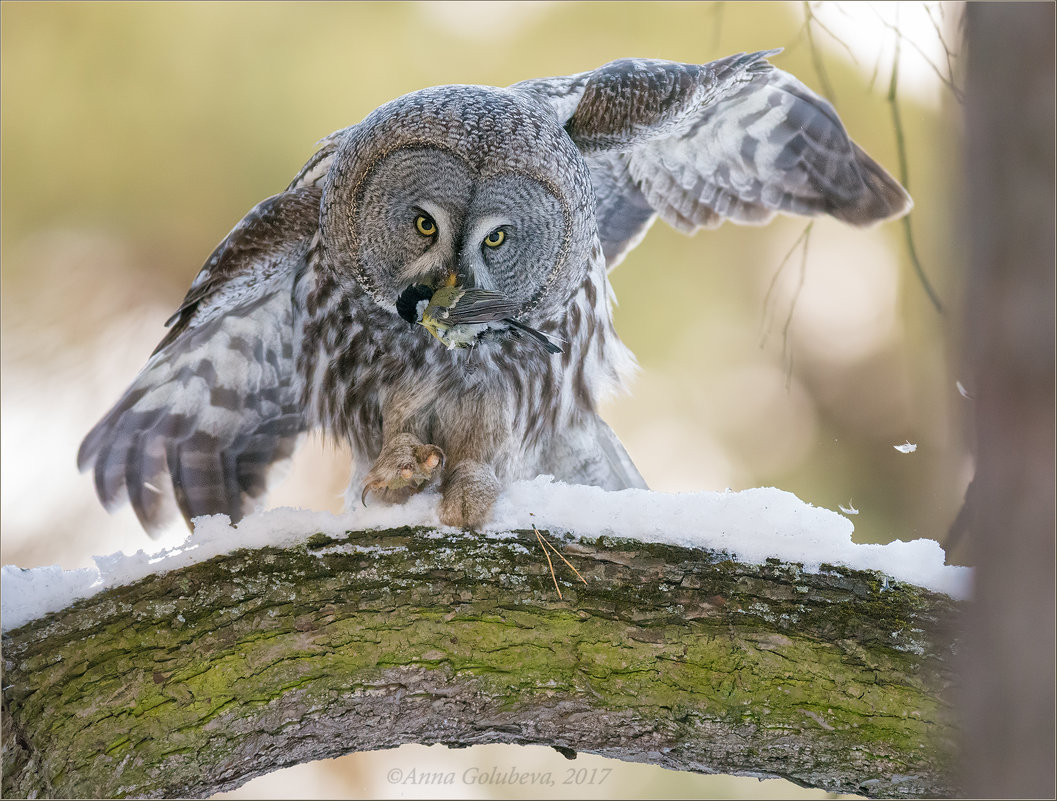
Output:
[361, 435, 445, 506]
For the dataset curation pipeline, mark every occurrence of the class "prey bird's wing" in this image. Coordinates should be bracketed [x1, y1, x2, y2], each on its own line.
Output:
[512, 52, 911, 269]
[443, 288, 523, 324]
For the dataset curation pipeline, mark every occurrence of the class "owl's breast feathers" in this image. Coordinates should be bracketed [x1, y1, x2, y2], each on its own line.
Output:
[300, 254, 622, 457]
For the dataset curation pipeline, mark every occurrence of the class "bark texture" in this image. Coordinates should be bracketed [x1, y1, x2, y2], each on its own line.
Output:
[2, 526, 961, 798]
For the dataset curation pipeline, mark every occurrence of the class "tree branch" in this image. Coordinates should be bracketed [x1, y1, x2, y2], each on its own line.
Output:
[2, 526, 961, 798]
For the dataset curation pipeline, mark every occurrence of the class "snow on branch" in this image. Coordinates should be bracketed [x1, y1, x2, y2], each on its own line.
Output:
[2, 480, 968, 631]
[2, 483, 966, 798]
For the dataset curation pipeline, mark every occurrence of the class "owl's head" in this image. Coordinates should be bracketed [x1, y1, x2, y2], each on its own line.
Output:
[320, 85, 595, 322]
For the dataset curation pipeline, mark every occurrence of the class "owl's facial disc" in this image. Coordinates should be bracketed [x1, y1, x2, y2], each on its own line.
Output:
[332, 147, 474, 304]
[400, 200, 462, 287]
[459, 176, 570, 314]
[325, 132, 585, 321]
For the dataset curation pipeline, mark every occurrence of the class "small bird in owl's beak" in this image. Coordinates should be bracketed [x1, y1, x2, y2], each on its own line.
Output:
[396, 278, 562, 354]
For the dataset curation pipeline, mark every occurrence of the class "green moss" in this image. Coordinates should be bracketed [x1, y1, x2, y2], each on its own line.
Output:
[103, 736, 132, 756]
[3, 526, 959, 798]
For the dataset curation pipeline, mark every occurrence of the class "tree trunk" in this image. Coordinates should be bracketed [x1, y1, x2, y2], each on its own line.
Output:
[2, 526, 961, 799]
[959, 4, 1056, 797]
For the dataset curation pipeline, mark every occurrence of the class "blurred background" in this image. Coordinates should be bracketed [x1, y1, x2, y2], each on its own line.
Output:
[1, 2, 968, 798]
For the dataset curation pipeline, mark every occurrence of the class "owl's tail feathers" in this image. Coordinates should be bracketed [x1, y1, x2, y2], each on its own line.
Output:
[595, 418, 648, 491]
[78, 321, 305, 538]
[539, 414, 647, 492]
[830, 142, 914, 227]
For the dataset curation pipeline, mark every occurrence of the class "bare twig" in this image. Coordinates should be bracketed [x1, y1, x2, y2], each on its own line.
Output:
[871, 4, 965, 102]
[803, 1, 860, 65]
[535, 526, 562, 599]
[887, 31, 945, 314]
[867, 32, 888, 94]
[535, 526, 588, 586]
[707, 2, 725, 55]
[761, 222, 813, 388]
[801, 1, 839, 102]
[924, 2, 960, 84]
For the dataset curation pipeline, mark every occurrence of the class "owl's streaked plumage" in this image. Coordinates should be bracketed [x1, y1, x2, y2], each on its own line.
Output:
[79, 51, 911, 533]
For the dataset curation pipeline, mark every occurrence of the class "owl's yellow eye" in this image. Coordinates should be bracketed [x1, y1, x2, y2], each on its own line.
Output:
[483, 229, 506, 248]
[415, 214, 437, 237]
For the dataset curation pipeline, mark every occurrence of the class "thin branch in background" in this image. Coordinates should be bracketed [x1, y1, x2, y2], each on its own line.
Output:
[760, 222, 813, 344]
[900, 217, 942, 312]
[801, 1, 838, 102]
[782, 16, 809, 59]
[707, 2, 725, 55]
[951, 1, 968, 48]
[927, 2, 969, 91]
[924, 3, 960, 84]
[803, 1, 860, 66]
[867, 28, 889, 94]
[871, 3, 965, 102]
[821, 3, 886, 92]
[779, 229, 810, 389]
[760, 222, 813, 388]
[886, 29, 945, 314]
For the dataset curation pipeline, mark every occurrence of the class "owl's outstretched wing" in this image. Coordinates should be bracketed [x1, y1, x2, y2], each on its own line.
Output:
[78, 184, 324, 536]
[512, 51, 911, 268]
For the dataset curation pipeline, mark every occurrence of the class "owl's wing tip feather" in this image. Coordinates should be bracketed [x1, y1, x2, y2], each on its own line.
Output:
[832, 143, 914, 227]
[79, 180, 320, 537]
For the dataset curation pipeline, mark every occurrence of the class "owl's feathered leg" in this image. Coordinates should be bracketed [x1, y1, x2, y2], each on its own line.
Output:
[439, 461, 501, 530]
[430, 385, 515, 529]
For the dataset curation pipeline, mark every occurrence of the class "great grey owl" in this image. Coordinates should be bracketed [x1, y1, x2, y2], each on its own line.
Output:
[79, 51, 911, 533]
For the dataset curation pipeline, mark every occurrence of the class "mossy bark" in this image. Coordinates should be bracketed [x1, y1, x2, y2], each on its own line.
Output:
[2, 527, 961, 798]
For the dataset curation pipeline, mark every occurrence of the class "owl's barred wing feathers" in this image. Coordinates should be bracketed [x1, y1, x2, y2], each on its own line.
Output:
[285, 126, 354, 191]
[513, 51, 911, 268]
[157, 188, 321, 351]
[77, 187, 322, 535]
[564, 50, 779, 152]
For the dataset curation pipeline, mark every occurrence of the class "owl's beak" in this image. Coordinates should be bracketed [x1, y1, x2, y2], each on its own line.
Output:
[441, 268, 476, 290]
[419, 267, 470, 292]
[409, 255, 476, 295]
